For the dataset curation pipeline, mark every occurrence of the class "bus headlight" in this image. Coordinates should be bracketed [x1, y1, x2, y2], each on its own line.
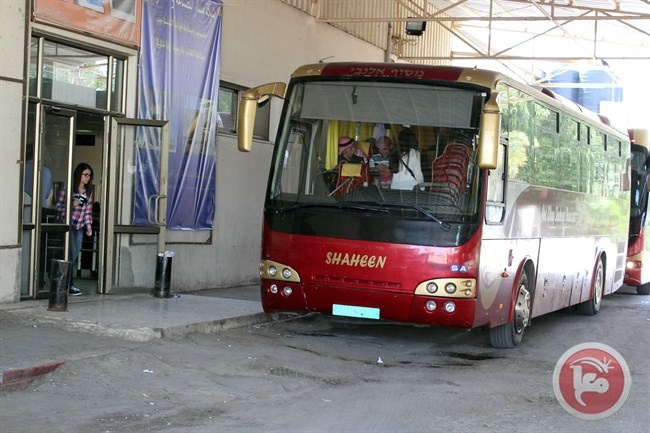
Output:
[269, 284, 278, 294]
[627, 260, 642, 270]
[444, 301, 456, 313]
[282, 286, 293, 296]
[425, 300, 437, 311]
[426, 282, 438, 294]
[445, 283, 457, 294]
[415, 278, 476, 298]
[260, 260, 301, 282]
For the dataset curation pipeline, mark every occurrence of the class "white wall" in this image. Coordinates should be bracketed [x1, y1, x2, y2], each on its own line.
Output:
[220, 1, 384, 86]
[167, 0, 385, 290]
[0, 0, 387, 301]
[0, 1, 26, 303]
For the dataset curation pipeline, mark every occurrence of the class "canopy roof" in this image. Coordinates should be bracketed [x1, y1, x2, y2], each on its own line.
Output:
[425, 0, 650, 61]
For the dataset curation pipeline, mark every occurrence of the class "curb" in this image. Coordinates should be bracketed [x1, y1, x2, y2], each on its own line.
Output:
[0, 361, 65, 392]
[157, 311, 311, 340]
[159, 312, 272, 340]
[8, 311, 280, 343]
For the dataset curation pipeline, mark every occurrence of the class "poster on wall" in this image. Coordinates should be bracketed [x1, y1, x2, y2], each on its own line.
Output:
[33, 0, 142, 47]
[137, 0, 222, 230]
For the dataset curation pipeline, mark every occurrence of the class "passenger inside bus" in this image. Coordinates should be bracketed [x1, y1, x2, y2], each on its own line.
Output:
[330, 136, 371, 197]
[390, 127, 424, 190]
[370, 136, 394, 188]
[338, 136, 366, 163]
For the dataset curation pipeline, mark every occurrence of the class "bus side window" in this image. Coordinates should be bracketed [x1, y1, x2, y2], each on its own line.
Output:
[486, 137, 507, 224]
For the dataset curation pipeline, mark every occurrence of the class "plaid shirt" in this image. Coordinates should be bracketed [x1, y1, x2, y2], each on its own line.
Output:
[56, 188, 93, 231]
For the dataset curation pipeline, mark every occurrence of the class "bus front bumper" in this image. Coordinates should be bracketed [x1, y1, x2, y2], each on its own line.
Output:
[260, 280, 476, 329]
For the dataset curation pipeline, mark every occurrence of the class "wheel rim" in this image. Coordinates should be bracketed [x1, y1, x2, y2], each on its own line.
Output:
[594, 264, 604, 305]
[514, 284, 531, 334]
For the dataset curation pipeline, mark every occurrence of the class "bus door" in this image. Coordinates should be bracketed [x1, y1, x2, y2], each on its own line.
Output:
[103, 118, 169, 293]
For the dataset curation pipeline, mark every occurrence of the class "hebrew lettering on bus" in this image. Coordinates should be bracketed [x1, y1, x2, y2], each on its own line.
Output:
[348, 66, 425, 79]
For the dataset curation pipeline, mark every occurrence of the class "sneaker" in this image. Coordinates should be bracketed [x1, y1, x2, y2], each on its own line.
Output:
[69, 286, 82, 296]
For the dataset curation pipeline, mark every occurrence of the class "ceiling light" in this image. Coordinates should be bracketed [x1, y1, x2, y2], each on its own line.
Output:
[406, 20, 426, 36]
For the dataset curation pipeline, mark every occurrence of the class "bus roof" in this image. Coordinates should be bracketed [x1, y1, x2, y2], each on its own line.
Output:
[629, 129, 649, 149]
[290, 62, 628, 139]
[291, 62, 501, 89]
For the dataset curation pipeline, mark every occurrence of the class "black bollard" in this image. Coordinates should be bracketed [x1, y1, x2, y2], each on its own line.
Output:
[48, 259, 71, 311]
[153, 255, 172, 298]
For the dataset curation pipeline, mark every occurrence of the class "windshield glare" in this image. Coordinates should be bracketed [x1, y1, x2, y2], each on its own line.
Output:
[270, 80, 485, 222]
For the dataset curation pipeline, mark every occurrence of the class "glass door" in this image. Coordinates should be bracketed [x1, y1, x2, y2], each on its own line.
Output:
[103, 118, 169, 293]
[22, 104, 75, 298]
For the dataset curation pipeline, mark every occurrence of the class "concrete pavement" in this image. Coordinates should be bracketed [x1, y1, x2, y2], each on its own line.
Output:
[0, 285, 271, 391]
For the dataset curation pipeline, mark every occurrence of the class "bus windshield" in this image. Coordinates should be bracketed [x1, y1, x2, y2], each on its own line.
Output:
[269, 80, 487, 224]
[629, 143, 649, 241]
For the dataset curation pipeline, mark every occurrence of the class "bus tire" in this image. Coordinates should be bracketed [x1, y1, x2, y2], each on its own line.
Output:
[637, 283, 650, 296]
[576, 258, 604, 316]
[489, 273, 531, 348]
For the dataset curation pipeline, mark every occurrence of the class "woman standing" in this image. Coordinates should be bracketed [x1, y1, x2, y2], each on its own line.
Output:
[56, 163, 94, 296]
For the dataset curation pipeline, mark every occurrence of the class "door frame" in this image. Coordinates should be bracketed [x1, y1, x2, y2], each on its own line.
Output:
[22, 104, 76, 299]
[101, 117, 169, 293]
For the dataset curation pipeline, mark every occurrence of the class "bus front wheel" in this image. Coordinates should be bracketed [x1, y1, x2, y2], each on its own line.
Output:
[576, 258, 604, 316]
[489, 273, 531, 348]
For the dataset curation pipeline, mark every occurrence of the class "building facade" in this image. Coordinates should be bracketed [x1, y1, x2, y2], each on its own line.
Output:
[0, 0, 450, 303]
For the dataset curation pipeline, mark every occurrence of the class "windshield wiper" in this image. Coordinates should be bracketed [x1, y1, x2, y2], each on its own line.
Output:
[281, 201, 388, 214]
[368, 202, 451, 231]
[281, 201, 450, 231]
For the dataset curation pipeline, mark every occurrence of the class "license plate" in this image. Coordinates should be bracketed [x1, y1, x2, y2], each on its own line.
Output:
[332, 304, 380, 320]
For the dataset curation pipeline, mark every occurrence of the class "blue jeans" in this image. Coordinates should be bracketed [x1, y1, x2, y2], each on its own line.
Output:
[69, 229, 84, 286]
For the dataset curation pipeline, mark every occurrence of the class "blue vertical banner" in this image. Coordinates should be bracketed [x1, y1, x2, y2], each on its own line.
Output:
[137, 0, 222, 230]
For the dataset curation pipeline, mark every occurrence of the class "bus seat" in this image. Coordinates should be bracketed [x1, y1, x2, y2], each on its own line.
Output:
[430, 144, 472, 205]
[333, 162, 369, 197]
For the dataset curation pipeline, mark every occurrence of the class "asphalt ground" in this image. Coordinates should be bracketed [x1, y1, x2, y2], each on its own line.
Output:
[0, 285, 266, 391]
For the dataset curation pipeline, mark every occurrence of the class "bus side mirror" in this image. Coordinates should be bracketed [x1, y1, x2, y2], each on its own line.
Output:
[478, 106, 501, 169]
[237, 82, 286, 152]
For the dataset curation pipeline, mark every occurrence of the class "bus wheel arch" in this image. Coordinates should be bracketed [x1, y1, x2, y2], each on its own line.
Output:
[489, 262, 534, 348]
[576, 254, 605, 316]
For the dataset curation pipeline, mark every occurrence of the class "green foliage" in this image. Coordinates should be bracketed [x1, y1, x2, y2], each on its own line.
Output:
[500, 84, 627, 200]
[507, 130, 528, 179]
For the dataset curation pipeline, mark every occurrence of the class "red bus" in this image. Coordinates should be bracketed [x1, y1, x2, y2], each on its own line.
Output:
[625, 129, 650, 295]
[238, 63, 631, 347]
